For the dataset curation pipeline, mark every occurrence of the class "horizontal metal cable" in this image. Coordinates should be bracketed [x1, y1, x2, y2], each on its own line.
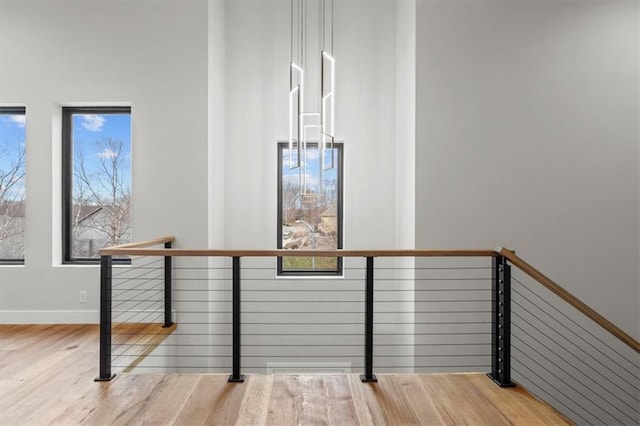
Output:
[164, 288, 490, 292]
[156, 311, 489, 315]
[512, 288, 640, 388]
[241, 311, 489, 314]
[148, 321, 492, 325]
[512, 321, 639, 411]
[512, 330, 637, 421]
[169, 266, 231, 270]
[116, 354, 488, 360]
[111, 258, 162, 277]
[233, 267, 489, 271]
[377, 278, 490, 282]
[110, 332, 488, 337]
[169, 299, 490, 303]
[112, 298, 164, 303]
[112, 364, 232, 369]
[113, 276, 164, 281]
[112, 280, 163, 297]
[122, 266, 492, 272]
[112, 286, 166, 292]
[243, 332, 490, 336]
[113, 365, 491, 370]
[112, 288, 163, 312]
[513, 274, 639, 369]
[112, 274, 163, 295]
[512, 300, 640, 397]
[112, 363, 476, 369]
[114, 306, 164, 324]
[512, 346, 609, 425]
[112, 343, 488, 348]
[375, 267, 490, 271]
[112, 264, 162, 282]
[512, 365, 589, 425]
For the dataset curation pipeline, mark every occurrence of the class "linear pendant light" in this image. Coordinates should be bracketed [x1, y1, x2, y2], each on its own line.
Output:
[289, 0, 335, 196]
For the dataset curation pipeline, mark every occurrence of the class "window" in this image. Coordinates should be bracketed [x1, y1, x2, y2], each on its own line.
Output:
[277, 142, 343, 275]
[62, 107, 131, 263]
[0, 107, 26, 263]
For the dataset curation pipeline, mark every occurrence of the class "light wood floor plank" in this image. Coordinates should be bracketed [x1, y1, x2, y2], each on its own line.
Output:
[173, 374, 247, 425]
[235, 374, 274, 425]
[347, 374, 389, 425]
[323, 375, 360, 426]
[388, 373, 449, 425]
[365, 374, 423, 425]
[419, 374, 513, 425]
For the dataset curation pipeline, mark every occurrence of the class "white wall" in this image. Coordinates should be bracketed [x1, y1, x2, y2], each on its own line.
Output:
[415, 0, 639, 338]
[0, 1, 209, 322]
[395, 0, 416, 250]
[209, 0, 226, 250]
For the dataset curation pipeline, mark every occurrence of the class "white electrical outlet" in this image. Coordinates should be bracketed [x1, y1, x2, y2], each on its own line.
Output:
[79, 291, 87, 303]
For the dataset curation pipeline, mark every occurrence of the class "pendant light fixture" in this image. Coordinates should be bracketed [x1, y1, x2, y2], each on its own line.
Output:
[289, 0, 335, 196]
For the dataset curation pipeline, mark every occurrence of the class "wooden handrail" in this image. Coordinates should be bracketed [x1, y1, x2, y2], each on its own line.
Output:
[100, 236, 174, 252]
[499, 247, 640, 354]
[98, 247, 498, 257]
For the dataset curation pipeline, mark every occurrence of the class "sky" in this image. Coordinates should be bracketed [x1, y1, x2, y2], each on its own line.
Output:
[0, 112, 131, 201]
[0, 112, 26, 200]
[282, 145, 338, 195]
[72, 113, 131, 161]
[0, 112, 26, 157]
[72, 113, 132, 195]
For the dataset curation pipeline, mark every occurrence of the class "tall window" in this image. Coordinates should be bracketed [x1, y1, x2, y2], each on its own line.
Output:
[277, 142, 343, 275]
[62, 107, 131, 263]
[0, 107, 26, 263]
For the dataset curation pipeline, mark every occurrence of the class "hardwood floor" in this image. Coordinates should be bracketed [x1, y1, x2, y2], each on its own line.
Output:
[0, 325, 571, 425]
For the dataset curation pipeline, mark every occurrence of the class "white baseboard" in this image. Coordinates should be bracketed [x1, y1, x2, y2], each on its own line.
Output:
[0, 310, 99, 324]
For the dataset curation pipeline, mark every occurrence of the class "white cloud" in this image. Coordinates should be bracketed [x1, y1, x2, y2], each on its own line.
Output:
[97, 148, 118, 159]
[80, 114, 105, 132]
[8, 115, 26, 128]
[302, 149, 319, 161]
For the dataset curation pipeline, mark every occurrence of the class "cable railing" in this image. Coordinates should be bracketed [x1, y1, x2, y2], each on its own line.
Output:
[95, 237, 639, 424]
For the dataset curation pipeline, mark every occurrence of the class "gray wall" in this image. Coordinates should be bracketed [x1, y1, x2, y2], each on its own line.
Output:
[415, 0, 639, 339]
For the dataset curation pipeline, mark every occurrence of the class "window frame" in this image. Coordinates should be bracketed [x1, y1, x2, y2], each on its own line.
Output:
[0, 106, 27, 265]
[276, 141, 343, 276]
[62, 106, 132, 265]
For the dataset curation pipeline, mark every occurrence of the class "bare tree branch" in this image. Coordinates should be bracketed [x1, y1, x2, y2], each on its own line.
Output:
[0, 142, 26, 257]
[72, 137, 130, 257]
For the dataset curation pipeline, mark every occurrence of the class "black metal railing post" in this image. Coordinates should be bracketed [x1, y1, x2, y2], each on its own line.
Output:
[163, 241, 174, 328]
[361, 256, 377, 382]
[488, 255, 515, 387]
[95, 255, 115, 381]
[228, 256, 245, 382]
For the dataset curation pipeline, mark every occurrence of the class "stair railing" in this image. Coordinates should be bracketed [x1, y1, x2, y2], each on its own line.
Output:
[95, 237, 639, 423]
